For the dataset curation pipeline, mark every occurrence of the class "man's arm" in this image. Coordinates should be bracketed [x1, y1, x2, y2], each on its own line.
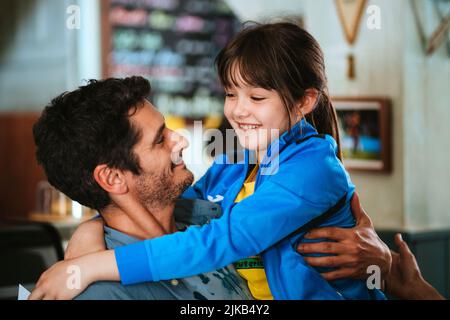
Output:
[296, 194, 445, 300]
[297, 192, 392, 280]
[385, 234, 444, 300]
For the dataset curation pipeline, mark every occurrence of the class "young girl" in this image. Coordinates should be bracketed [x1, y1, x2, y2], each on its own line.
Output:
[32, 22, 385, 300]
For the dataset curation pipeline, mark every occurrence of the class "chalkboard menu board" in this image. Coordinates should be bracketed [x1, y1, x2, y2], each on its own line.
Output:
[103, 0, 241, 119]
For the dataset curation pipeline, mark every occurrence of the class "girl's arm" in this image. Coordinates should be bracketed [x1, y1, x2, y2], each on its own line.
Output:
[64, 218, 106, 260]
[29, 250, 118, 300]
[116, 179, 348, 285]
[113, 147, 350, 285]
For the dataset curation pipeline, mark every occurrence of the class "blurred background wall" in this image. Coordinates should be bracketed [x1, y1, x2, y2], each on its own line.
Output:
[0, 0, 101, 219]
[0, 0, 100, 110]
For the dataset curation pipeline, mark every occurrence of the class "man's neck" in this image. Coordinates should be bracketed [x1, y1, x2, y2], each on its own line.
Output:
[100, 203, 177, 240]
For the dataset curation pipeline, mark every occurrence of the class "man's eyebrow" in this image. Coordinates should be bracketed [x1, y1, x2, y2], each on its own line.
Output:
[152, 122, 165, 145]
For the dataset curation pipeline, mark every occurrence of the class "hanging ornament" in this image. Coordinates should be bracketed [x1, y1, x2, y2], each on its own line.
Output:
[433, 0, 450, 56]
[411, 0, 450, 56]
[335, 0, 368, 80]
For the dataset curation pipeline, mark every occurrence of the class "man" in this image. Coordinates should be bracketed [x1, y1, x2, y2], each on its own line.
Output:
[31, 76, 252, 300]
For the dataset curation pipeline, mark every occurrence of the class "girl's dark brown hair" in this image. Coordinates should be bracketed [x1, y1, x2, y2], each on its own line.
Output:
[215, 22, 342, 159]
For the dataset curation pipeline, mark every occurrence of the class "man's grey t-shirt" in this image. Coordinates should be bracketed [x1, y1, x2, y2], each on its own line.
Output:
[75, 199, 253, 300]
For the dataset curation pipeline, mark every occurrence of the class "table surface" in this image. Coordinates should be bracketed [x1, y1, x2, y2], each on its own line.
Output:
[25, 212, 97, 227]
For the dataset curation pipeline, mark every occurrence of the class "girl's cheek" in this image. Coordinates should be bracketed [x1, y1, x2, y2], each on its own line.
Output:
[223, 103, 233, 123]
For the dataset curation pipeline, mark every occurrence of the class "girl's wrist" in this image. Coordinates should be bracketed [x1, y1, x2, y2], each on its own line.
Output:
[83, 250, 120, 283]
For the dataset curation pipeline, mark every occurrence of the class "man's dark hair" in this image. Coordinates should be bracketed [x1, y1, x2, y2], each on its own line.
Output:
[33, 76, 151, 211]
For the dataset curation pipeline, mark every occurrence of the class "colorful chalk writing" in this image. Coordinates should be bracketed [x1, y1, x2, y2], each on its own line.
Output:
[107, 0, 241, 117]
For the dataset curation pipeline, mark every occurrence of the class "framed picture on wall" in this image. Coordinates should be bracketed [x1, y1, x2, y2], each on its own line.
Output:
[332, 97, 391, 172]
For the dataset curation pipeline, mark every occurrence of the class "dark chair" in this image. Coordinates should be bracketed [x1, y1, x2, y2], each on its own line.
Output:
[0, 221, 64, 300]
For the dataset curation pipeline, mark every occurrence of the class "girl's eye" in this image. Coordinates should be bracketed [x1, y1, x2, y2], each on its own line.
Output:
[225, 93, 235, 98]
[251, 96, 266, 101]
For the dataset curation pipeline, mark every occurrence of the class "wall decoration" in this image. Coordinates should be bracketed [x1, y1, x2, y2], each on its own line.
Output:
[333, 97, 391, 172]
[411, 0, 450, 56]
[335, 0, 367, 44]
[433, 0, 450, 55]
[334, 0, 368, 79]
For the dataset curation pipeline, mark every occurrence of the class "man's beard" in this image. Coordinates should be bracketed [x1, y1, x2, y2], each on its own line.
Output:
[134, 168, 194, 210]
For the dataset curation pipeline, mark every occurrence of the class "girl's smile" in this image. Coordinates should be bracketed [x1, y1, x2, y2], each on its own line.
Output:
[236, 122, 262, 131]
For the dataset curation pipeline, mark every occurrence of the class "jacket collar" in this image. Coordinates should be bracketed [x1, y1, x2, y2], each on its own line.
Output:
[280, 118, 318, 145]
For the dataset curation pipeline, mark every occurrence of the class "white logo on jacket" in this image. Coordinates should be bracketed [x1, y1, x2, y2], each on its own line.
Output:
[207, 195, 224, 203]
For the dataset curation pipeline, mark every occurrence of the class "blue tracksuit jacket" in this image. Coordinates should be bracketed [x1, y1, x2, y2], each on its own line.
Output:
[115, 119, 386, 300]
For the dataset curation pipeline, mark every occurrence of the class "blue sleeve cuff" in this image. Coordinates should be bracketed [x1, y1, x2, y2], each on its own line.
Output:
[114, 241, 154, 285]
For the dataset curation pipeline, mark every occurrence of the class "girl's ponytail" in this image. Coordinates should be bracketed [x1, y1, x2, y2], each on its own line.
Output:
[307, 91, 342, 161]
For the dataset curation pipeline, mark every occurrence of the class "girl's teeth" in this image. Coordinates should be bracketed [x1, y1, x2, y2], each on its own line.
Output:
[240, 124, 259, 130]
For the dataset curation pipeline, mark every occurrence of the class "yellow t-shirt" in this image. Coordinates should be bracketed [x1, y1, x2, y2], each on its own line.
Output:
[233, 165, 274, 300]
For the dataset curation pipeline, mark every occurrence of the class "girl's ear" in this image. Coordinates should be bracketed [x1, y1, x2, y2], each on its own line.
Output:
[93, 164, 128, 195]
[296, 88, 319, 118]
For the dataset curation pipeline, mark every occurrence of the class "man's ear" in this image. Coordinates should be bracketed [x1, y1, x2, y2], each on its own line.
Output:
[93, 164, 128, 195]
[295, 88, 319, 120]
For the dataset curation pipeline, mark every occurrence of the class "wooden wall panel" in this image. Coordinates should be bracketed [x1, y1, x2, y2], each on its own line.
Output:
[0, 112, 45, 218]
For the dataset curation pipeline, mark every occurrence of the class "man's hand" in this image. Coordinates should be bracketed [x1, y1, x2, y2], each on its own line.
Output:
[297, 192, 392, 281]
[385, 234, 444, 300]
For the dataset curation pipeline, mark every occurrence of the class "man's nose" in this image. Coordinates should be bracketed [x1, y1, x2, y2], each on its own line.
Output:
[170, 130, 189, 153]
